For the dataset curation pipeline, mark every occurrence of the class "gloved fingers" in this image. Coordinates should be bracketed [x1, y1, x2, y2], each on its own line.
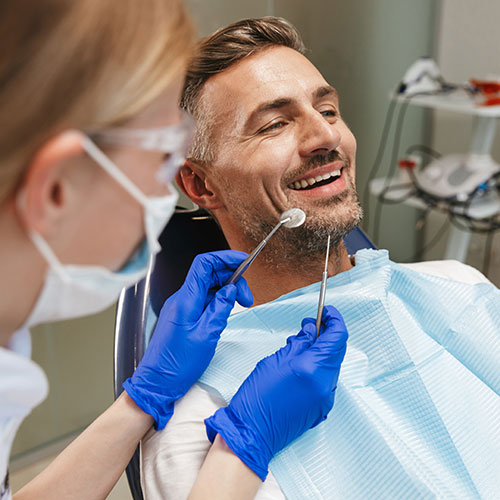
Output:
[309, 391, 336, 429]
[283, 321, 316, 356]
[232, 277, 254, 308]
[179, 250, 249, 322]
[290, 307, 348, 371]
[308, 312, 348, 361]
[201, 284, 239, 335]
[301, 316, 316, 330]
[321, 306, 347, 330]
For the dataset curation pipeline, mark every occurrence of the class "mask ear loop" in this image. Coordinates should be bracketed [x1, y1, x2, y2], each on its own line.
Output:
[29, 231, 72, 282]
[82, 136, 177, 256]
[82, 136, 170, 219]
[81, 137, 151, 208]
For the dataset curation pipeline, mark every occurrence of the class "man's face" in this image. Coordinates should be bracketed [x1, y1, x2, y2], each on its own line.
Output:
[201, 46, 361, 262]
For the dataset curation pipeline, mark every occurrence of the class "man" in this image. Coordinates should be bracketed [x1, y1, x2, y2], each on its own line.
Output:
[142, 17, 500, 499]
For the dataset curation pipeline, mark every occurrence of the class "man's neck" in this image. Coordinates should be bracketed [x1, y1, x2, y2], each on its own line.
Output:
[241, 242, 354, 306]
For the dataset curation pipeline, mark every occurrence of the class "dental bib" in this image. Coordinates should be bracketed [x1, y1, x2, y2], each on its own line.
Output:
[199, 249, 500, 500]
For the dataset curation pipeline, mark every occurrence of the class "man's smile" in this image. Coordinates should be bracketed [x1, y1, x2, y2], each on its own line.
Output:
[286, 161, 347, 198]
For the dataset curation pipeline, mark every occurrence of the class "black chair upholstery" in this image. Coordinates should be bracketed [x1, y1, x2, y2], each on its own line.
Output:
[113, 207, 375, 500]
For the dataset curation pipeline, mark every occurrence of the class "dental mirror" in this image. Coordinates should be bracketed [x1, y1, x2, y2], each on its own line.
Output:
[225, 208, 306, 285]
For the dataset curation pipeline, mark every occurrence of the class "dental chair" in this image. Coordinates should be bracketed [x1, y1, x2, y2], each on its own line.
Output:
[113, 207, 375, 500]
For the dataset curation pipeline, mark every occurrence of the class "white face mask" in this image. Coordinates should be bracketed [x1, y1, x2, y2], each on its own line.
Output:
[23, 113, 194, 328]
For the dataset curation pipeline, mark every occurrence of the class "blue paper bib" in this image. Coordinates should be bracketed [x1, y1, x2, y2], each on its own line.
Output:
[199, 249, 500, 499]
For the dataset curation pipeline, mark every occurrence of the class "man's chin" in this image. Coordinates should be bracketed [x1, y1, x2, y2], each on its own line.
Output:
[261, 191, 363, 265]
[294, 190, 350, 210]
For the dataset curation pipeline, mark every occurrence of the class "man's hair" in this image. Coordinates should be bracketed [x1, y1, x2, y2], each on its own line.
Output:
[181, 17, 306, 163]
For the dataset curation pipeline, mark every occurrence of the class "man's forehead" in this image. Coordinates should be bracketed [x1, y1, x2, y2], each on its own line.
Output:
[201, 46, 337, 126]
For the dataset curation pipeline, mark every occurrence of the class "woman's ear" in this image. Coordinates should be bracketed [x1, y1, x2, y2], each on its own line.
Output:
[16, 130, 85, 236]
[176, 160, 223, 210]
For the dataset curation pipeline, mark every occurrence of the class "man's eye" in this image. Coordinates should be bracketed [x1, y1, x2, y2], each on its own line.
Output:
[320, 109, 337, 118]
[259, 121, 286, 134]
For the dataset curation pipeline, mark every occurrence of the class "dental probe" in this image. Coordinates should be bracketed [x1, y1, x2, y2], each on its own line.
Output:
[316, 234, 331, 337]
[225, 208, 306, 285]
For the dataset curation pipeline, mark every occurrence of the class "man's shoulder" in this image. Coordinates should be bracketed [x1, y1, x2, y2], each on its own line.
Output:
[398, 259, 491, 285]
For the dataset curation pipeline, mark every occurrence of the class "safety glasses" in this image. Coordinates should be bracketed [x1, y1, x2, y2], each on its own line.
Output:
[90, 110, 194, 184]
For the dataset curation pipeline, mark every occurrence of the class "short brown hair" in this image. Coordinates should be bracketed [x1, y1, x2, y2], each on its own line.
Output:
[0, 0, 195, 203]
[181, 17, 306, 163]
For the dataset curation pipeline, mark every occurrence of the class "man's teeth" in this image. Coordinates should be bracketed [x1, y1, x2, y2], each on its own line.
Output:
[288, 169, 341, 190]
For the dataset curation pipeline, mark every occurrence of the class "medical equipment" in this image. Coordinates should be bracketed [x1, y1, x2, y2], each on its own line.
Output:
[366, 58, 500, 263]
[396, 60, 500, 204]
[397, 57, 444, 96]
[200, 248, 500, 499]
[315, 234, 330, 336]
[226, 208, 306, 285]
[413, 153, 500, 199]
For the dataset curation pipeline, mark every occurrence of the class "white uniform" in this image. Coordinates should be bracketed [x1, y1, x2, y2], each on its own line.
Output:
[0, 330, 48, 500]
[141, 260, 491, 500]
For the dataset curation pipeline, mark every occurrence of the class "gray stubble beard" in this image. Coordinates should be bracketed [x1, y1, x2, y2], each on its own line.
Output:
[238, 187, 363, 273]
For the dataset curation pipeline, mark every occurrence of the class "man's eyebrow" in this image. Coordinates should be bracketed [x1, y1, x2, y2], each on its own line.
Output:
[244, 88, 338, 130]
[314, 85, 338, 101]
[246, 98, 294, 128]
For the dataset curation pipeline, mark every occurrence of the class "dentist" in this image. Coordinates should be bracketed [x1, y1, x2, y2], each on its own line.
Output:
[0, 2, 348, 499]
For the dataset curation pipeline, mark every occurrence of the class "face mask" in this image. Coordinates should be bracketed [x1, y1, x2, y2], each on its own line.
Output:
[23, 113, 193, 328]
[24, 190, 176, 328]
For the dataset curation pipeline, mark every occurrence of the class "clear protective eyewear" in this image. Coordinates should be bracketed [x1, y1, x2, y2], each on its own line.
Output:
[90, 110, 194, 185]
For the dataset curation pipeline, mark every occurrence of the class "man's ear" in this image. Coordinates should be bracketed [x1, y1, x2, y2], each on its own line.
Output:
[176, 160, 223, 210]
[16, 130, 85, 237]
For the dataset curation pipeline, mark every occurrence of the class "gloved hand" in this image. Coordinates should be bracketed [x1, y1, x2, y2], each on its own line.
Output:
[123, 250, 253, 430]
[205, 305, 348, 481]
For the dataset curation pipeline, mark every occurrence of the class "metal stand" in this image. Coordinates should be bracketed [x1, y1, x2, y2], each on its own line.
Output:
[443, 224, 472, 261]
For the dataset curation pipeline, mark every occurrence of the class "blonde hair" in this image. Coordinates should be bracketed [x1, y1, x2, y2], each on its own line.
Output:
[0, 0, 195, 202]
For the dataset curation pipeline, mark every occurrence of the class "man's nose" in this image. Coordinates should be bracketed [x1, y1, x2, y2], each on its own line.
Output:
[299, 111, 341, 156]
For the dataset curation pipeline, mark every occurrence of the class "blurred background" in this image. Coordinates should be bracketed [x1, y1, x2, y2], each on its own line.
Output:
[11, 0, 500, 497]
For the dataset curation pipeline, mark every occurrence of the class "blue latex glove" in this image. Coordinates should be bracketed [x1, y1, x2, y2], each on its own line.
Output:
[124, 250, 253, 430]
[205, 305, 348, 481]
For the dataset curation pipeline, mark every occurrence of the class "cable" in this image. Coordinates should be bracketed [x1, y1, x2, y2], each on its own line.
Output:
[409, 166, 500, 233]
[404, 215, 449, 263]
[405, 144, 442, 160]
[372, 97, 412, 244]
[449, 212, 500, 233]
[362, 97, 398, 231]
[372, 182, 417, 246]
[482, 231, 494, 276]
[371, 90, 444, 245]
[386, 99, 412, 183]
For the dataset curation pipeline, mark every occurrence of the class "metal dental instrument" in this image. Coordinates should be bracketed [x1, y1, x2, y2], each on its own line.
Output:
[226, 208, 306, 285]
[316, 234, 331, 337]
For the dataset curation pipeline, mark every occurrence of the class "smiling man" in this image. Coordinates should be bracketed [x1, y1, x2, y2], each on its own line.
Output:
[177, 24, 362, 306]
[141, 17, 500, 500]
